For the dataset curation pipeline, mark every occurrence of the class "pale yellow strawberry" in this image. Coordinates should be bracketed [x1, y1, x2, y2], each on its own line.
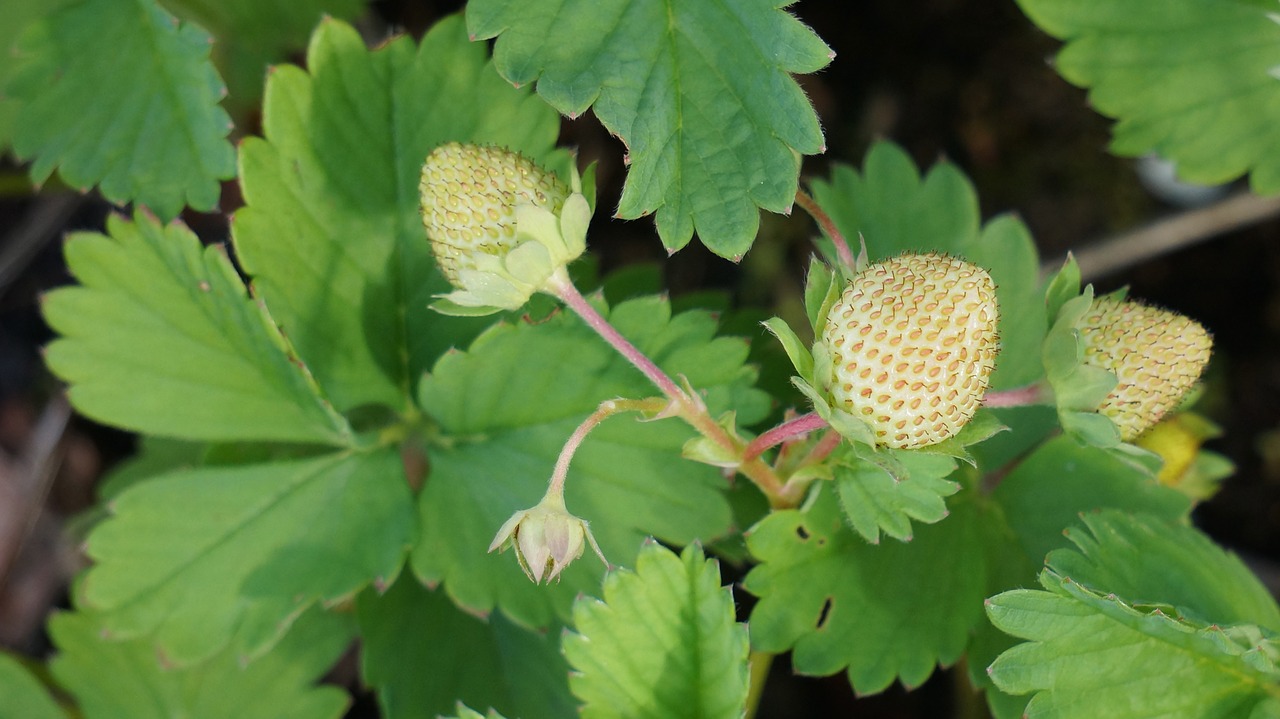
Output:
[819, 253, 1000, 449]
[1078, 297, 1212, 441]
[420, 142, 571, 286]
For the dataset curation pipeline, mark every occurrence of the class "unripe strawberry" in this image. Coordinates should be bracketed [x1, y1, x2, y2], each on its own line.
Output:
[1077, 297, 1211, 441]
[818, 253, 999, 449]
[419, 142, 589, 313]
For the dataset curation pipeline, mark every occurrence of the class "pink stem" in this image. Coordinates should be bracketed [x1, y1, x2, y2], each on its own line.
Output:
[983, 383, 1050, 408]
[548, 398, 664, 496]
[547, 270, 687, 402]
[795, 189, 856, 274]
[744, 412, 828, 461]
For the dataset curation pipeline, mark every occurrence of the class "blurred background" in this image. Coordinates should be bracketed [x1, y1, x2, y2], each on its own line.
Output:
[3, 0, 1279, 716]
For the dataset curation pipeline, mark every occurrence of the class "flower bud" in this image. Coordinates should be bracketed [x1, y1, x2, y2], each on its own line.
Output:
[488, 492, 608, 584]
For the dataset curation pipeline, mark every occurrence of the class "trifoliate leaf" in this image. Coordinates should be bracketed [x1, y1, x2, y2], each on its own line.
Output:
[159, 0, 364, 114]
[81, 449, 414, 664]
[1018, 0, 1280, 192]
[6, 0, 234, 218]
[834, 449, 959, 543]
[0, 653, 62, 719]
[42, 212, 353, 445]
[467, 0, 831, 257]
[356, 577, 575, 719]
[807, 141, 1046, 389]
[993, 435, 1190, 565]
[412, 295, 767, 628]
[235, 15, 563, 412]
[563, 543, 749, 719]
[48, 609, 352, 719]
[744, 483, 987, 694]
[987, 511, 1280, 719]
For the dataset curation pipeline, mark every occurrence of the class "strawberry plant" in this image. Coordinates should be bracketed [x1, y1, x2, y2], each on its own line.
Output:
[1, 1, 1276, 718]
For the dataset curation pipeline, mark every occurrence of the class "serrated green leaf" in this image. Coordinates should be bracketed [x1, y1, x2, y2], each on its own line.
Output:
[987, 511, 1280, 719]
[356, 577, 574, 719]
[81, 449, 414, 664]
[744, 483, 987, 694]
[234, 15, 564, 412]
[48, 609, 352, 719]
[412, 295, 766, 628]
[834, 449, 959, 543]
[6, 0, 234, 217]
[1018, 0, 1280, 192]
[809, 142, 981, 260]
[807, 142, 1045, 389]
[0, 653, 63, 719]
[962, 214, 1046, 388]
[0, 0, 75, 147]
[993, 435, 1190, 568]
[1050, 511, 1280, 631]
[563, 542, 749, 719]
[468, 0, 830, 257]
[42, 212, 352, 445]
[159, 0, 364, 114]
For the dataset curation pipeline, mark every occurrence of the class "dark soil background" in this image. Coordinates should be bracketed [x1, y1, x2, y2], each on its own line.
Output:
[2, 1, 1279, 717]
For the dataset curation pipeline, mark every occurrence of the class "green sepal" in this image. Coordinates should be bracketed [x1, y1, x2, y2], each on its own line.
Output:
[762, 317, 813, 379]
[906, 410, 1008, 467]
[803, 257, 842, 333]
[682, 412, 743, 469]
[1061, 410, 1122, 449]
[1043, 253, 1082, 323]
[792, 376, 877, 448]
[429, 298, 505, 317]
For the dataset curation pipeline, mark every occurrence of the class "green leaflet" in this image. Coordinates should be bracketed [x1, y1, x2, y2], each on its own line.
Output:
[0, 653, 62, 719]
[42, 212, 352, 445]
[234, 15, 564, 412]
[48, 609, 352, 719]
[6, 0, 234, 217]
[159, 0, 364, 114]
[833, 449, 960, 543]
[356, 578, 575, 719]
[807, 141, 1046, 389]
[563, 543, 749, 719]
[81, 449, 414, 664]
[988, 511, 1280, 719]
[1018, 0, 1280, 191]
[468, 0, 831, 258]
[993, 435, 1190, 566]
[744, 483, 987, 694]
[412, 294, 769, 628]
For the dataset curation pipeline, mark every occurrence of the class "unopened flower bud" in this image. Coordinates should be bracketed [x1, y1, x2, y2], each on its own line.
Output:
[488, 491, 608, 584]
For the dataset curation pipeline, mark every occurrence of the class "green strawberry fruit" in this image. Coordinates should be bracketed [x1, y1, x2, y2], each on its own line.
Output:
[1078, 297, 1212, 441]
[818, 253, 1000, 449]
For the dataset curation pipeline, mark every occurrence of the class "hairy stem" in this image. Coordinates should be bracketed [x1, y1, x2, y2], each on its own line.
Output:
[545, 269, 795, 506]
[548, 398, 666, 497]
[744, 412, 828, 461]
[795, 189, 856, 273]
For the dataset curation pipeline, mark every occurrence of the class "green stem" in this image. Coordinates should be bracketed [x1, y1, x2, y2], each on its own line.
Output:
[745, 650, 775, 719]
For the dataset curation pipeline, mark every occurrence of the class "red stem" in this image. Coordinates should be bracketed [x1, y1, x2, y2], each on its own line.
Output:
[795, 189, 856, 273]
[744, 412, 828, 461]
[982, 383, 1049, 408]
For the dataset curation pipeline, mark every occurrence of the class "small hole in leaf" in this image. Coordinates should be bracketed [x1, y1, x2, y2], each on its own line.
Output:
[795, 525, 811, 540]
[816, 597, 834, 630]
